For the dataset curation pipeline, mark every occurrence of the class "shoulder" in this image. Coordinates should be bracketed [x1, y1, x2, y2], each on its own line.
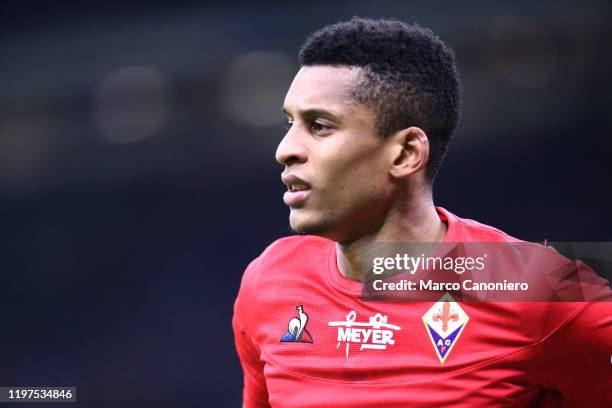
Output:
[255, 235, 334, 269]
[243, 234, 331, 272]
[438, 207, 521, 243]
[238, 235, 334, 314]
[460, 218, 520, 243]
[234, 236, 334, 338]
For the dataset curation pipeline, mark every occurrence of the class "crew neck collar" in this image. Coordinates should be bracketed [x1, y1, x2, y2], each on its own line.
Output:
[326, 207, 462, 294]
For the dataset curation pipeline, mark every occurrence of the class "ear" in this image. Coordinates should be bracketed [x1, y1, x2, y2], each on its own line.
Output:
[388, 127, 429, 179]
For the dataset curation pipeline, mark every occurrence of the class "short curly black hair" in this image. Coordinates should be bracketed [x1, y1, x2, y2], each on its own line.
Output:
[298, 17, 461, 182]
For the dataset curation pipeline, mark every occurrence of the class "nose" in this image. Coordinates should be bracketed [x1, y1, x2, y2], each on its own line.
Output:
[275, 125, 307, 166]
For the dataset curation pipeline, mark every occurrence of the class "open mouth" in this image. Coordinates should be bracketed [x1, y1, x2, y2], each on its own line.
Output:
[288, 183, 309, 192]
[281, 173, 312, 206]
[283, 182, 311, 206]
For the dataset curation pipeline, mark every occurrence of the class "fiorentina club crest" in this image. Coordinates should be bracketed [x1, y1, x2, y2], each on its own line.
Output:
[422, 293, 469, 364]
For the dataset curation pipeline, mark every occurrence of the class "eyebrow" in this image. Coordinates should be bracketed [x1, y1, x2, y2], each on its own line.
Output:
[282, 107, 342, 122]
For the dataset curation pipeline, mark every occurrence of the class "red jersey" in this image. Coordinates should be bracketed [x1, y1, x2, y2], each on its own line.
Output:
[233, 208, 612, 407]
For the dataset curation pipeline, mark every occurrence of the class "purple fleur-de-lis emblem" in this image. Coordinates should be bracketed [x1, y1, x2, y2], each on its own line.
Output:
[422, 293, 469, 364]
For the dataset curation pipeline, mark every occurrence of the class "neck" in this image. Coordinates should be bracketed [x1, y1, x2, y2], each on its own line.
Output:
[336, 194, 446, 282]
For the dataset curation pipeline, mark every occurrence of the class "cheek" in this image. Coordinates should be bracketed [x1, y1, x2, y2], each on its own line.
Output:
[318, 155, 387, 205]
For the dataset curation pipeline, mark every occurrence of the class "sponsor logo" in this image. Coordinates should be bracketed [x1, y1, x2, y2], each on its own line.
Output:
[422, 293, 469, 364]
[329, 310, 401, 359]
[280, 305, 313, 343]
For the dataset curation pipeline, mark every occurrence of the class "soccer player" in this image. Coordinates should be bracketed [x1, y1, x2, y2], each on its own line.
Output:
[233, 18, 612, 407]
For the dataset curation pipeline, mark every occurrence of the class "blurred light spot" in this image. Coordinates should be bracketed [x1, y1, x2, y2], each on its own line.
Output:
[491, 16, 558, 88]
[93, 66, 169, 144]
[223, 51, 295, 127]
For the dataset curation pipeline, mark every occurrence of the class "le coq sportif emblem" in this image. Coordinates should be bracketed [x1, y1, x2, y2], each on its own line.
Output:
[280, 305, 313, 343]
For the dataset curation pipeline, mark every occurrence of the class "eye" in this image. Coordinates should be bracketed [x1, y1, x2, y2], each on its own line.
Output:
[310, 121, 333, 135]
[283, 121, 294, 131]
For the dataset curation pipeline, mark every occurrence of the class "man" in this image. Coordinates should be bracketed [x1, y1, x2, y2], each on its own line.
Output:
[233, 17, 611, 407]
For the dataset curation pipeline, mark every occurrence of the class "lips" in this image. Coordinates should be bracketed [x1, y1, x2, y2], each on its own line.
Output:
[281, 173, 312, 207]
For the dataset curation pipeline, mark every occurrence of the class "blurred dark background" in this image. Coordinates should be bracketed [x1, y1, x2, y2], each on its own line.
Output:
[1, 0, 611, 406]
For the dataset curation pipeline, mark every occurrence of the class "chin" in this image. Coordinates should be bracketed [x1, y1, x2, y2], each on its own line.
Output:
[289, 216, 316, 235]
[289, 210, 342, 240]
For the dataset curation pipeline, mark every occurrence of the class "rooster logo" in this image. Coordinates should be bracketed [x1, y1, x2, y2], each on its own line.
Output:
[280, 305, 313, 343]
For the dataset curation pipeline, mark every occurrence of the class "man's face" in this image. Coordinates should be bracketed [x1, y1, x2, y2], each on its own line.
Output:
[277, 66, 395, 242]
